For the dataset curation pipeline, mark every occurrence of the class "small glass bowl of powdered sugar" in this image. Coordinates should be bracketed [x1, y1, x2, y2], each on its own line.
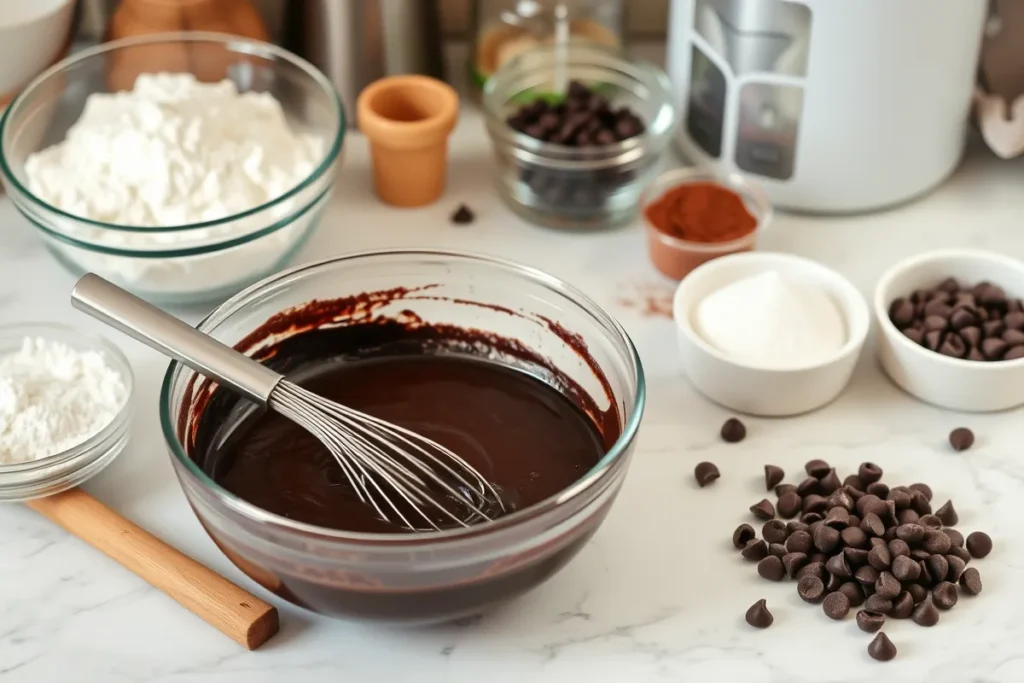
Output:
[0, 33, 345, 305]
[0, 323, 133, 502]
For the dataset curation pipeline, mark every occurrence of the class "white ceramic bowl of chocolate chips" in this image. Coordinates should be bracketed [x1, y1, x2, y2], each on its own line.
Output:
[673, 252, 870, 416]
[875, 248, 1024, 412]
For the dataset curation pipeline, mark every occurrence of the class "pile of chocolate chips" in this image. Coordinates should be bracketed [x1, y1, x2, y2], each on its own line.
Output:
[888, 277, 1024, 361]
[506, 80, 645, 147]
[735, 459, 991, 662]
[504, 81, 647, 214]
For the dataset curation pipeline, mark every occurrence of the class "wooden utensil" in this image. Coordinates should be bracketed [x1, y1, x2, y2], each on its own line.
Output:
[26, 488, 279, 650]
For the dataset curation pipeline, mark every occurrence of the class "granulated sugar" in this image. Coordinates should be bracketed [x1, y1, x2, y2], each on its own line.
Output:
[0, 338, 127, 464]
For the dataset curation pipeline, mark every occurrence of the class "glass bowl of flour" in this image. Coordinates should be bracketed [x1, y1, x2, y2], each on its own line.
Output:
[0, 323, 133, 502]
[0, 32, 345, 305]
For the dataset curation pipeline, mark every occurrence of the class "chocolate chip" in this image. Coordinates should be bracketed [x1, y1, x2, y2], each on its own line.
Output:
[948, 545, 972, 564]
[888, 539, 910, 558]
[769, 543, 787, 558]
[826, 552, 852, 580]
[949, 427, 975, 451]
[741, 539, 768, 561]
[866, 482, 890, 498]
[889, 298, 915, 327]
[857, 610, 885, 633]
[785, 530, 813, 555]
[1005, 311, 1024, 330]
[927, 555, 949, 584]
[1005, 328, 1024, 346]
[786, 521, 809, 535]
[966, 531, 992, 558]
[818, 469, 840, 494]
[906, 582, 928, 605]
[824, 506, 850, 528]
[761, 520, 788, 545]
[733, 523, 756, 549]
[867, 632, 897, 662]
[896, 523, 925, 544]
[897, 508, 920, 525]
[845, 547, 869, 567]
[943, 528, 965, 548]
[802, 494, 828, 514]
[827, 489, 855, 512]
[450, 204, 475, 225]
[912, 599, 940, 626]
[1006, 345, 1024, 360]
[813, 525, 841, 553]
[822, 592, 850, 620]
[750, 499, 775, 520]
[775, 483, 797, 498]
[868, 544, 892, 571]
[694, 461, 720, 487]
[797, 575, 826, 603]
[856, 494, 887, 518]
[981, 337, 1008, 359]
[887, 488, 912, 510]
[864, 594, 893, 615]
[860, 462, 884, 483]
[875, 572, 901, 599]
[910, 490, 932, 515]
[932, 581, 958, 610]
[763, 465, 784, 491]
[903, 327, 925, 344]
[841, 526, 869, 549]
[804, 459, 830, 478]
[861, 512, 885, 537]
[796, 561, 827, 583]
[961, 326, 982, 347]
[924, 330, 944, 350]
[908, 482, 933, 501]
[891, 555, 921, 581]
[720, 418, 746, 443]
[757, 555, 786, 581]
[983, 319, 1006, 338]
[924, 529, 952, 555]
[949, 307, 977, 330]
[945, 554, 966, 582]
[912, 549, 932, 562]
[848, 513, 862, 529]
[777, 491, 803, 519]
[839, 581, 865, 607]
[745, 599, 773, 628]
[890, 591, 914, 619]
[855, 565, 880, 587]
[783, 552, 808, 579]
[919, 514, 943, 529]
[918, 559, 934, 585]
[842, 474, 866, 492]
[800, 512, 823, 525]
[959, 567, 983, 595]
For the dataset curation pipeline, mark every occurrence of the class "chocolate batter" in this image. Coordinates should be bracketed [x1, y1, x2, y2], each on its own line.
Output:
[204, 353, 606, 533]
[183, 290, 625, 621]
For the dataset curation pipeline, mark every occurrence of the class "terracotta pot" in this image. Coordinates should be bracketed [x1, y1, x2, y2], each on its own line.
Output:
[357, 75, 459, 208]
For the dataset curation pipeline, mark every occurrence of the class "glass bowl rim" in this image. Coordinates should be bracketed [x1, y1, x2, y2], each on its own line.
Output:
[0, 31, 346, 235]
[159, 248, 647, 545]
[0, 322, 135, 478]
[481, 43, 676, 160]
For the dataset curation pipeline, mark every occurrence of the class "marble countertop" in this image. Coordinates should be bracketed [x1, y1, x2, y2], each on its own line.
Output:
[3, 100, 1024, 682]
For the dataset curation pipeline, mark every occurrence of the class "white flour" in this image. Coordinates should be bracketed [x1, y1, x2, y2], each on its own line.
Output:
[24, 73, 329, 298]
[0, 338, 127, 465]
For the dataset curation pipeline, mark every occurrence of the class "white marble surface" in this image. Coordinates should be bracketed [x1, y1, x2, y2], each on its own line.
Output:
[3, 100, 1024, 682]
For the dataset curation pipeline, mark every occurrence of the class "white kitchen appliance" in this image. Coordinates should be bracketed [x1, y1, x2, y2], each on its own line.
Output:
[667, 0, 989, 213]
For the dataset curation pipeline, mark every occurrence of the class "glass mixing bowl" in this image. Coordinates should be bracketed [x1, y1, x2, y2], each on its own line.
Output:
[160, 250, 645, 624]
[0, 32, 345, 305]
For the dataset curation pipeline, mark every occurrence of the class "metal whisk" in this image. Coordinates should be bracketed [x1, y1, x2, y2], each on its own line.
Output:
[71, 274, 504, 531]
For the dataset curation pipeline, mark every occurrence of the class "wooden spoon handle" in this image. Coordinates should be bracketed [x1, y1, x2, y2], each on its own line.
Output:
[26, 488, 278, 650]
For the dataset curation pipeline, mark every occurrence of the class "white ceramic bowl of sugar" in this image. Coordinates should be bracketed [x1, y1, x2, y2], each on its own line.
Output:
[673, 252, 870, 416]
[875, 248, 1024, 412]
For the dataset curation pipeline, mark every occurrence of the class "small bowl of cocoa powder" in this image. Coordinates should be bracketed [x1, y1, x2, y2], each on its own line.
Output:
[641, 167, 772, 281]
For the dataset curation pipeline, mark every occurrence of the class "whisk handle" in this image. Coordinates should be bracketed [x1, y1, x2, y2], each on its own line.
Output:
[71, 273, 281, 406]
